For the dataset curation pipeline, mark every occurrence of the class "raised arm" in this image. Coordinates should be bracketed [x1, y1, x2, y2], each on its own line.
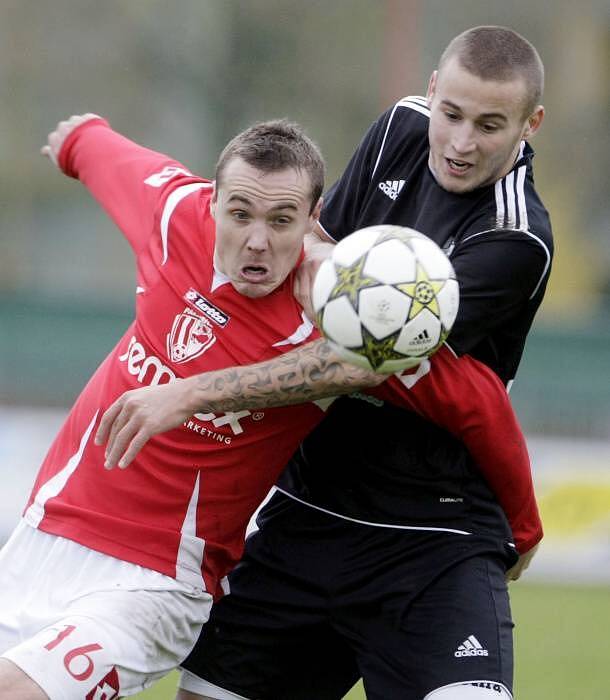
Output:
[41, 113, 204, 255]
[95, 337, 385, 468]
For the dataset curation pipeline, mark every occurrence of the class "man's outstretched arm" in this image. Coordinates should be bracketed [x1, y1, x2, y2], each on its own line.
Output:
[95, 337, 385, 468]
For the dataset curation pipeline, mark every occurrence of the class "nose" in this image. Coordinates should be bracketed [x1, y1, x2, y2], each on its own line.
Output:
[451, 123, 477, 155]
[246, 222, 269, 252]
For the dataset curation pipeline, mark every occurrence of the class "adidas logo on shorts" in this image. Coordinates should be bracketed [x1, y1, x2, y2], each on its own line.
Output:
[378, 179, 405, 200]
[454, 635, 489, 657]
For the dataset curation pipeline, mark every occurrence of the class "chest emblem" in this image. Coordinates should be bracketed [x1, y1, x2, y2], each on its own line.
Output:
[167, 308, 216, 363]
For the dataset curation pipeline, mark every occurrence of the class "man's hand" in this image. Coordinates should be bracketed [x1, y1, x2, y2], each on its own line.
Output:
[40, 113, 101, 165]
[506, 543, 539, 582]
[94, 378, 198, 469]
[294, 230, 335, 321]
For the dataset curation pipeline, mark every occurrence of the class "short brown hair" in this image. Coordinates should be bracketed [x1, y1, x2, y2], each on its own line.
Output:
[215, 119, 325, 213]
[439, 26, 544, 116]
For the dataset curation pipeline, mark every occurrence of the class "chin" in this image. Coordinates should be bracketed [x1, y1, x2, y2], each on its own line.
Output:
[439, 172, 485, 194]
[233, 281, 274, 299]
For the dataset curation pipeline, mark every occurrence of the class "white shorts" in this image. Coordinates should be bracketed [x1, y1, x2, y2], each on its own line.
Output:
[0, 520, 213, 699]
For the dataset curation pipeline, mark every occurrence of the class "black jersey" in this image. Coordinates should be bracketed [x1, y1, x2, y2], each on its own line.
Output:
[277, 96, 553, 541]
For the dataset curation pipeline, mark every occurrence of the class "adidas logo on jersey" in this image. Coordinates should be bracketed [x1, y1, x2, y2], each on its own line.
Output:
[454, 635, 489, 657]
[378, 179, 405, 200]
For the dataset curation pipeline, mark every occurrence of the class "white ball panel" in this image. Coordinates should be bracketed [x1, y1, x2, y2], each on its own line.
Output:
[311, 259, 338, 313]
[436, 278, 460, 330]
[320, 296, 363, 347]
[410, 236, 454, 279]
[363, 239, 417, 284]
[394, 309, 442, 356]
[331, 227, 382, 267]
[358, 285, 411, 339]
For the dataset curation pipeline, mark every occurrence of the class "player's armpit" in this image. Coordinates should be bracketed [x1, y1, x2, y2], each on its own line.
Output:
[370, 346, 543, 553]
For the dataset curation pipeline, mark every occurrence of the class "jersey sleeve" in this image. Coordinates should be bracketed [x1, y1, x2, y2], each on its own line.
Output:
[370, 345, 543, 553]
[57, 117, 206, 256]
[319, 109, 394, 241]
[448, 228, 551, 355]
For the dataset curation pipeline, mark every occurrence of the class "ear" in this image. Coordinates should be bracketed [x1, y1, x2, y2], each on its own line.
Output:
[210, 180, 218, 218]
[426, 70, 438, 103]
[310, 196, 323, 224]
[522, 105, 545, 140]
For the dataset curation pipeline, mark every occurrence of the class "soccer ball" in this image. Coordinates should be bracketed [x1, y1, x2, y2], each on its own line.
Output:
[312, 225, 459, 373]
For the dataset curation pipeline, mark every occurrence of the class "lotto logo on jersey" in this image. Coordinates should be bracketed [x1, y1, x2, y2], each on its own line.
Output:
[167, 308, 216, 363]
[86, 667, 119, 699]
[184, 288, 230, 327]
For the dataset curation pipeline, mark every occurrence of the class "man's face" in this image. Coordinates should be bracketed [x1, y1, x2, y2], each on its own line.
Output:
[427, 57, 543, 193]
[211, 157, 321, 298]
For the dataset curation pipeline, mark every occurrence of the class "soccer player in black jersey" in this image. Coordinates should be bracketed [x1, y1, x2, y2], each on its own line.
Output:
[98, 26, 552, 700]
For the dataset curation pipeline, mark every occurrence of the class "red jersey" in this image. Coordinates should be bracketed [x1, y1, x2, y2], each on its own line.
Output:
[24, 120, 540, 602]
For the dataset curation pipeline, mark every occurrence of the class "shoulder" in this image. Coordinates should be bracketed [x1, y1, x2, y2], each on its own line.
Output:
[481, 144, 553, 267]
[376, 95, 430, 141]
[363, 96, 430, 177]
[456, 143, 552, 251]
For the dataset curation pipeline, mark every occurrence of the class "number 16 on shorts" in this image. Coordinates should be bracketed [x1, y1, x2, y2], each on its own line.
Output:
[43, 623, 120, 699]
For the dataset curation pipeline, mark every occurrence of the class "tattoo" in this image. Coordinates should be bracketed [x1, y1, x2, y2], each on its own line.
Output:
[195, 338, 383, 412]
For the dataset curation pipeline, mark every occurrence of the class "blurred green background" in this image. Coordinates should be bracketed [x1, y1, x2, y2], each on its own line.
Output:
[1, 1, 609, 698]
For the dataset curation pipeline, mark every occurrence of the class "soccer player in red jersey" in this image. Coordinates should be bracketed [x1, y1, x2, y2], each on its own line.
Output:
[0, 114, 331, 699]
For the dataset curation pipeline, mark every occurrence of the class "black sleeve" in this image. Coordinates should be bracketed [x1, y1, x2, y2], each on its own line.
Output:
[448, 228, 551, 354]
[319, 109, 394, 241]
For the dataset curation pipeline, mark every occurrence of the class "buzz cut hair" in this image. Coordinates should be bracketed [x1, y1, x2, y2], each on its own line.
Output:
[215, 119, 325, 213]
[439, 26, 544, 117]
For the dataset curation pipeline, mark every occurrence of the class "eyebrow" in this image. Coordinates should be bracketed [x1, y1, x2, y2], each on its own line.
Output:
[441, 99, 508, 123]
[226, 194, 299, 210]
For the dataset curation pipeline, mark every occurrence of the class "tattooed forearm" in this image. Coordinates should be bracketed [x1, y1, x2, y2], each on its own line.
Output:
[192, 338, 386, 413]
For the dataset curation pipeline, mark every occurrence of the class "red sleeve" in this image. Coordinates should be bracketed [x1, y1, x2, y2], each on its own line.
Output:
[370, 345, 542, 553]
[57, 117, 207, 256]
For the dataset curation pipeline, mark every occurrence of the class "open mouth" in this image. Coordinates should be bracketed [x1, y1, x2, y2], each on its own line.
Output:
[446, 157, 473, 174]
[240, 264, 270, 282]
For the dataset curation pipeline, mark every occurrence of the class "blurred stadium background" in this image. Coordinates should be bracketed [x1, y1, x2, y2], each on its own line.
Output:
[1, 1, 609, 698]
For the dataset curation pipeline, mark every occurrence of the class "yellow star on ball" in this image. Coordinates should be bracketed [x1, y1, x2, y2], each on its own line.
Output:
[329, 255, 379, 307]
[396, 263, 446, 320]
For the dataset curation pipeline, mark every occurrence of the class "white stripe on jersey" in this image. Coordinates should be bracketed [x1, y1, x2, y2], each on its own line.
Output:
[494, 178, 505, 229]
[24, 412, 98, 527]
[460, 228, 551, 301]
[176, 471, 206, 590]
[275, 487, 473, 536]
[371, 96, 430, 180]
[495, 141, 529, 230]
[160, 183, 213, 265]
[371, 102, 402, 180]
[522, 231, 552, 299]
[397, 95, 431, 118]
[272, 311, 316, 347]
[505, 171, 517, 227]
[516, 165, 528, 230]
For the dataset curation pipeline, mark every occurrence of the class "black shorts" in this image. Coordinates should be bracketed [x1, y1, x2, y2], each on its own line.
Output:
[182, 492, 514, 700]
